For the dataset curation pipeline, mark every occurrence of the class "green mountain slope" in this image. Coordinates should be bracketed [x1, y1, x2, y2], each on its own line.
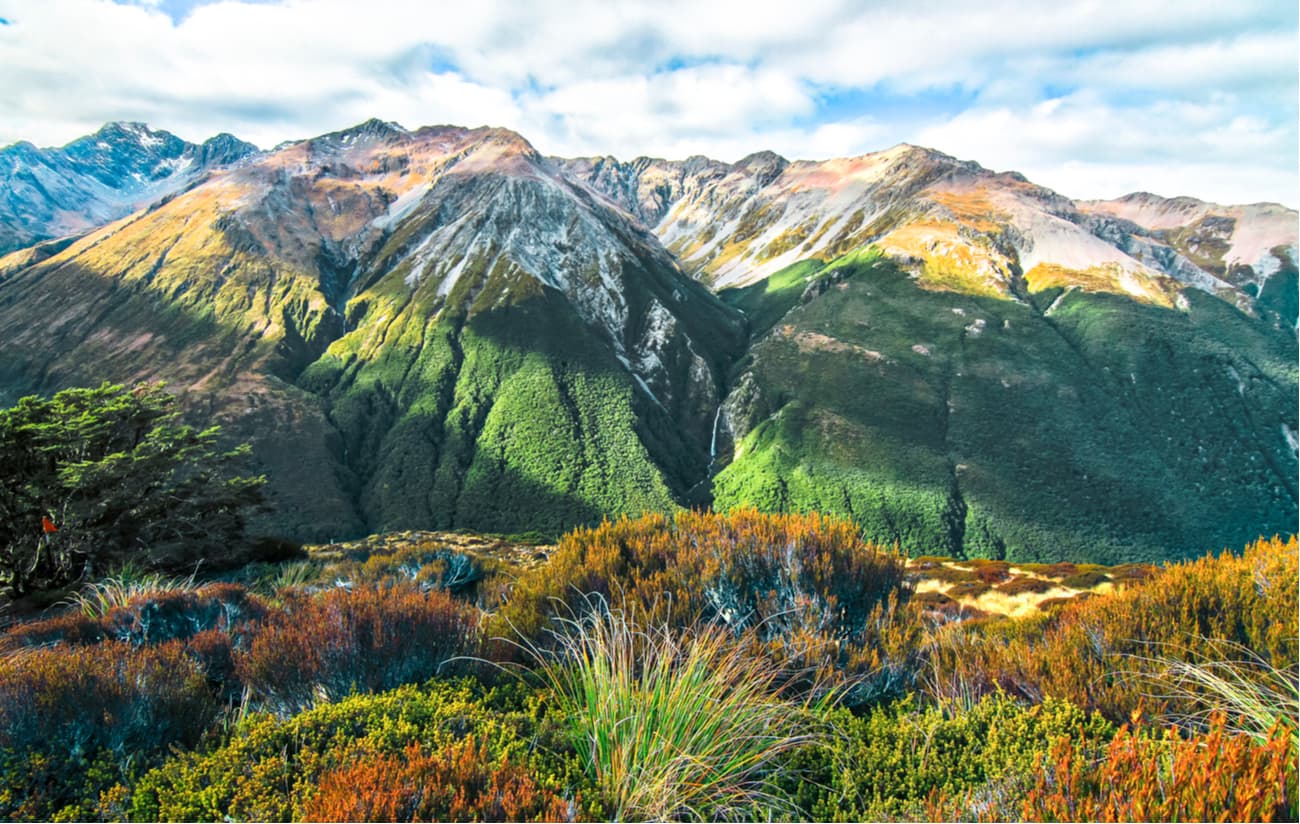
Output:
[0, 122, 744, 540]
[712, 250, 1298, 563]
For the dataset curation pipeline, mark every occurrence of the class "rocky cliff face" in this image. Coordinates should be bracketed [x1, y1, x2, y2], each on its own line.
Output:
[557, 145, 1297, 320]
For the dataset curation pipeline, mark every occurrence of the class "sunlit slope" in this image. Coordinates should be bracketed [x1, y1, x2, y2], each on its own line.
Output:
[713, 251, 1298, 563]
[558, 145, 1296, 320]
[0, 121, 744, 539]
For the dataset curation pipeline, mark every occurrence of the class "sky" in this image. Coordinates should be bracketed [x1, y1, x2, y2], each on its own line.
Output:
[0, 0, 1296, 206]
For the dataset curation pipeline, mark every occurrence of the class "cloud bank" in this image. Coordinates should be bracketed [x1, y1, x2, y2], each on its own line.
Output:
[0, 0, 1295, 206]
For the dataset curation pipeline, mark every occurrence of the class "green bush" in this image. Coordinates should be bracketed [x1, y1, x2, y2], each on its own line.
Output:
[0, 382, 265, 595]
[781, 693, 1115, 821]
[126, 678, 600, 822]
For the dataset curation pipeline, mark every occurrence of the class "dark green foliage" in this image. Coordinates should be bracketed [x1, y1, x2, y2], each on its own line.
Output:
[716, 251, 1298, 564]
[1255, 247, 1298, 327]
[0, 382, 265, 594]
[724, 258, 831, 338]
[301, 254, 743, 537]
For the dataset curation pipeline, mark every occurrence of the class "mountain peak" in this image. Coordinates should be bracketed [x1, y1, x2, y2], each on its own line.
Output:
[320, 118, 409, 145]
[735, 150, 789, 186]
[91, 121, 176, 146]
[471, 125, 538, 154]
[197, 132, 259, 167]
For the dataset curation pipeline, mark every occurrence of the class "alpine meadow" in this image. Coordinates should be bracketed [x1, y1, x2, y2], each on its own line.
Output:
[0, 1, 1296, 821]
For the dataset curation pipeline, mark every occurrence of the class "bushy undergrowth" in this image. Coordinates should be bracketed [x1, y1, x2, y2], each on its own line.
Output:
[0, 640, 220, 820]
[127, 679, 596, 822]
[302, 739, 575, 822]
[238, 581, 480, 717]
[497, 509, 919, 704]
[783, 693, 1114, 821]
[6, 582, 267, 653]
[0, 516, 1294, 822]
[926, 536, 1299, 724]
[1017, 715, 1295, 822]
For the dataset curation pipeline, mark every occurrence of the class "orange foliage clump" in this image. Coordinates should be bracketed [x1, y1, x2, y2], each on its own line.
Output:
[494, 508, 918, 704]
[927, 536, 1299, 723]
[237, 581, 480, 717]
[302, 739, 574, 822]
[0, 639, 219, 819]
[1020, 716, 1295, 822]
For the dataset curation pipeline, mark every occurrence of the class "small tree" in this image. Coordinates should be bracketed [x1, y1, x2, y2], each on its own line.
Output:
[0, 382, 265, 595]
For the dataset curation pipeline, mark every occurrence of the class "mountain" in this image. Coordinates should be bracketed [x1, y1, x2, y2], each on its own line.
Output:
[0, 120, 742, 540]
[0, 122, 259, 255]
[0, 120, 1294, 561]
[555, 145, 1295, 309]
[558, 146, 1298, 562]
[1077, 193, 1299, 326]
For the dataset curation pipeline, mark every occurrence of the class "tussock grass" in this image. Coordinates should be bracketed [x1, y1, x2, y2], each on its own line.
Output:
[516, 598, 818, 821]
[65, 564, 200, 618]
[1135, 637, 1299, 747]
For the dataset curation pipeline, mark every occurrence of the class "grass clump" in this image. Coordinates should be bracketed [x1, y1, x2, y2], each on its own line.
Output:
[525, 602, 816, 821]
[1138, 638, 1299, 749]
[64, 563, 200, 618]
[497, 509, 918, 705]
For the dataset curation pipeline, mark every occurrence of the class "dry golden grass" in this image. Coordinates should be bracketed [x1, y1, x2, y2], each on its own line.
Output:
[876, 221, 1010, 298]
[927, 188, 1009, 233]
[1023, 262, 1177, 307]
[906, 557, 1125, 618]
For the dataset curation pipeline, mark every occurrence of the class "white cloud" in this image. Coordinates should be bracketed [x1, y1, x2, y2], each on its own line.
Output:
[916, 91, 1298, 204]
[0, 0, 1294, 205]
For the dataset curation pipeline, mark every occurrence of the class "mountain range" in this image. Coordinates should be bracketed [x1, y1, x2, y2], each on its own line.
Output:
[0, 119, 1294, 563]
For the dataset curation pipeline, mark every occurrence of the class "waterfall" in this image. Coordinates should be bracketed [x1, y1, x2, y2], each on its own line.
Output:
[710, 405, 723, 460]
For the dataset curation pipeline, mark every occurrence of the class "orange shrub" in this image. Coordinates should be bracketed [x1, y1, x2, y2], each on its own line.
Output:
[925, 536, 1299, 723]
[1020, 717, 1295, 822]
[237, 581, 480, 716]
[0, 640, 219, 819]
[968, 559, 1012, 584]
[495, 509, 918, 704]
[302, 739, 574, 822]
[4, 582, 268, 649]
